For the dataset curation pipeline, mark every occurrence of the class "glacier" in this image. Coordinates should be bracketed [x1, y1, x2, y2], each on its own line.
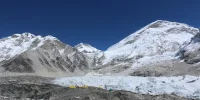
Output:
[53, 75, 200, 99]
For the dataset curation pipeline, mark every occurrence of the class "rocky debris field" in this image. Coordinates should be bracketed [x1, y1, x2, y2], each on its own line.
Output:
[0, 83, 196, 100]
[0, 75, 53, 84]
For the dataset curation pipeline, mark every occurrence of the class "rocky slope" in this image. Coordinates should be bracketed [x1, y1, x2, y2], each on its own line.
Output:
[172, 29, 200, 76]
[1, 84, 194, 100]
[75, 43, 102, 68]
[178, 30, 200, 64]
[0, 33, 89, 77]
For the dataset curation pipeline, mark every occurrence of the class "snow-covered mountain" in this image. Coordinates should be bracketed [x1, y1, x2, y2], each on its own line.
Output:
[106, 20, 197, 65]
[75, 43, 101, 61]
[0, 33, 57, 62]
[75, 43, 102, 68]
[0, 20, 199, 77]
[2, 20, 200, 100]
[93, 20, 199, 75]
[75, 43, 99, 53]
[0, 33, 89, 77]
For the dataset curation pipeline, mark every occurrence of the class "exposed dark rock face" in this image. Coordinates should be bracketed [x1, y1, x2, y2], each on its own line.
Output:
[174, 29, 200, 76]
[177, 29, 200, 64]
[130, 70, 163, 77]
[0, 54, 34, 73]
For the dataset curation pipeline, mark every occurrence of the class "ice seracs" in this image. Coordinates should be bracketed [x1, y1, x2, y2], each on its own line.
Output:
[53, 75, 200, 99]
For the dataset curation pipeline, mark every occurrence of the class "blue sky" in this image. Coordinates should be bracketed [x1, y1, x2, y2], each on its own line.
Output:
[0, 0, 199, 50]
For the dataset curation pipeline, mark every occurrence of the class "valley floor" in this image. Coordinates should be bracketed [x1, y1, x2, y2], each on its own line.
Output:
[53, 75, 200, 99]
[0, 75, 199, 100]
[0, 83, 194, 100]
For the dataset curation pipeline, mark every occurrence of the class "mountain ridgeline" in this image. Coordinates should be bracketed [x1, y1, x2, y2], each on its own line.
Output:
[0, 20, 200, 77]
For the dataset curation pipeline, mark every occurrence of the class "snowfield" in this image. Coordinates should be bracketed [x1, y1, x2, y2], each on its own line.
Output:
[53, 75, 200, 99]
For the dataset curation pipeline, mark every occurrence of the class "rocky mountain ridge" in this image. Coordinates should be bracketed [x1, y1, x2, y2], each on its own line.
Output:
[0, 33, 89, 77]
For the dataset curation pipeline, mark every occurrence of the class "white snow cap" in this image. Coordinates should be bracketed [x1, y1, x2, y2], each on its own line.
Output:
[75, 43, 99, 53]
[101, 20, 198, 65]
[12, 32, 36, 38]
[0, 33, 58, 62]
[108, 20, 197, 51]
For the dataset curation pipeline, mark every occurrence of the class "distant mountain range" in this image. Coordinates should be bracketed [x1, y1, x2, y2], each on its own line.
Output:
[0, 20, 200, 77]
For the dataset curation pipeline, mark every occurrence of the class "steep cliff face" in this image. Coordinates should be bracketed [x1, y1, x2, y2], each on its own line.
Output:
[171, 29, 200, 76]
[177, 29, 200, 64]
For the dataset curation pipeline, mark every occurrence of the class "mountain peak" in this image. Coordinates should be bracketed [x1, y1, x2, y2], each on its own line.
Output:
[0, 33, 59, 62]
[102, 20, 199, 67]
[21, 32, 36, 37]
[153, 20, 171, 23]
[147, 20, 192, 29]
[108, 20, 198, 51]
[75, 43, 99, 53]
[77, 43, 90, 47]
[11, 33, 58, 41]
[12, 32, 36, 39]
